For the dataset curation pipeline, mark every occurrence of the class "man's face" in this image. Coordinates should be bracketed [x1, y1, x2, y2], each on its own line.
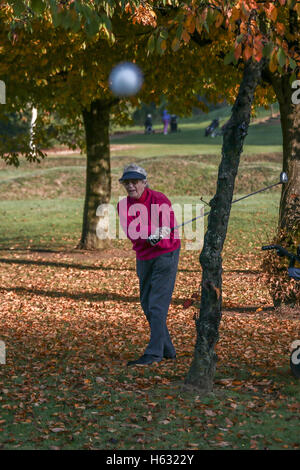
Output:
[123, 179, 146, 199]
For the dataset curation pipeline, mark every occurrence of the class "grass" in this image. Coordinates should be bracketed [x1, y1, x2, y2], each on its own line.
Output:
[110, 104, 282, 157]
[110, 123, 282, 158]
[0, 365, 299, 450]
[0, 108, 299, 451]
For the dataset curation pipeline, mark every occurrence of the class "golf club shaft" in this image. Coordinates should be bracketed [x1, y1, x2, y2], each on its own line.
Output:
[171, 180, 282, 231]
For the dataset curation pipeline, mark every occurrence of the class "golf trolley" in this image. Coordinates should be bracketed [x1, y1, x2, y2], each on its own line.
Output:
[262, 244, 300, 379]
[204, 118, 219, 137]
[262, 244, 300, 281]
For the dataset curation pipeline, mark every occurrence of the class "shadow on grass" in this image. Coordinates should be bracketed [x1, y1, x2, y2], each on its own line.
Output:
[0, 257, 262, 276]
[0, 285, 140, 303]
[0, 257, 136, 272]
[0, 283, 274, 313]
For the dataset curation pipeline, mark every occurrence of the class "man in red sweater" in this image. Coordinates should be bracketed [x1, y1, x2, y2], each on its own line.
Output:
[117, 164, 181, 366]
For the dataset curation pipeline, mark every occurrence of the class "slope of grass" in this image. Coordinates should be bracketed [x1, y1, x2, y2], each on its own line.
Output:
[1, 107, 298, 452]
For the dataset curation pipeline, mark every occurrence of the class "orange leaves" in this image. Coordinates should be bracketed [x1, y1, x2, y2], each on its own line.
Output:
[171, 37, 180, 52]
[184, 14, 196, 35]
[275, 22, 285, 36]
[243, 44, 253, 61]
[0, 245, 299, 449]
[214, 13, 224, 29]
[265, 3, 278, 22]
[131, 3, 157, 28]
[233, 32, 264, 63]
[253, 43, 264, 63]
[231, 6, 241, 22]
[181, 28, 190, 44]
[223, 0, 299, 70]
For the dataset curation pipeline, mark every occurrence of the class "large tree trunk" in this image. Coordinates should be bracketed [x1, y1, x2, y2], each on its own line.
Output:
[78, 99, 111, 250]
[184, 59, 266, 392]
[261, 73, 300, 306]
[271, 75, 300, 235]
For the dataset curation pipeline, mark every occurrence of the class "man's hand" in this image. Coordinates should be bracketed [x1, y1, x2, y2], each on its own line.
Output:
[147, 226, 171, 246]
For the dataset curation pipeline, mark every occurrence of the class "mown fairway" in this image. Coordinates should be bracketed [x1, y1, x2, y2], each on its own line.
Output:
[0, 112, 299, 450]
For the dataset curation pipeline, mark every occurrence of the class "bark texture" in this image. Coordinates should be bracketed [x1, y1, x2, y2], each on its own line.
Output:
[78, 99, 111, 250]
[261, 72, 300, 306]
[184, 59, 266, 392]
[271, 74, 300, 235]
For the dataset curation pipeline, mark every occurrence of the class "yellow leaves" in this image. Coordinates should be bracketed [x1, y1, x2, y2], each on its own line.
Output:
[195, 17, 202, 35]
[36, 79, 48, 86]
[215, 13, 224, 28]
[171, 37, 180, 52]
[295, 2, 300, 16]
[160, 39, 167, 52]
[185, 14, 195, 34]
[231, 6, 241, 22]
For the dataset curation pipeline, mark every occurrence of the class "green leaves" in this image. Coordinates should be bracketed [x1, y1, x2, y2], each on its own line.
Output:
[224, 49, 237, 66]
[277, 47, 286, 68]
[10, 0, 26, 17]
[30, 0, 46, 15]
[146, 29, 168, 55]
[147, 34, 155, 54]
[263, 42, 274, 59]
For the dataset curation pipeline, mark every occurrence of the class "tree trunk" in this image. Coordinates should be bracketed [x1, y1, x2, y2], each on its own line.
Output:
[184, 59, 266, 392]
[78, 99, 111, 250]
[271, 74, 300, 236]
[261, 73, 300, 307]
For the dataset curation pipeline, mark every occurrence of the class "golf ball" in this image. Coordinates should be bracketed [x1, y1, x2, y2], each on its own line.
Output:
[109, 62, 143, 97]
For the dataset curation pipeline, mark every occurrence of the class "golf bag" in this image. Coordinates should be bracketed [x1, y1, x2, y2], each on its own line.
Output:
[144, 115, 154, 134]
[170, 115, 178, 133]
[262, 244, 300, 379]
[205, 118, 219, 137]
[145, 125, 154, 134]
[261, 244, 300, 281]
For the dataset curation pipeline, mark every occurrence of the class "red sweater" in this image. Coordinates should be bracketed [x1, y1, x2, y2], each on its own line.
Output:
[117, 188, 181, 260]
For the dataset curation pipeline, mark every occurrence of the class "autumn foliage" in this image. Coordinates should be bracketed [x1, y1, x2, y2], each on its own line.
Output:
[0, 246, 299, 449]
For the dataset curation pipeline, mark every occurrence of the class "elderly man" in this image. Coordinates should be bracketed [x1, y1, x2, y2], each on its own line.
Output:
[117, 164, 180, 366]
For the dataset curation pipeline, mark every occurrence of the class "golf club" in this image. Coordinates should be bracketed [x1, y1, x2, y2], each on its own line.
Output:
[171, 171, 288, 231]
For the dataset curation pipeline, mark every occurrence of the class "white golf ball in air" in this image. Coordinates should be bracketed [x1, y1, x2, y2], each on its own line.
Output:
[109, 62, 143, 97]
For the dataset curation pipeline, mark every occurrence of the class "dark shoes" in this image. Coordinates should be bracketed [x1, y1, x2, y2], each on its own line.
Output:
[127, 354, 176, 366]
[164, 354, 176, 360]
[127, 354, 162, 366]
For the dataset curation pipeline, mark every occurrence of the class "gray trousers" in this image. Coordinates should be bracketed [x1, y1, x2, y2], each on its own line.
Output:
[136, 248, 180, 359]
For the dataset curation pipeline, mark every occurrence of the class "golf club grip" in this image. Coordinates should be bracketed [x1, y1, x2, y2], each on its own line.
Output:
[262, 244, 280, 251]
[262, 245, 296, 260]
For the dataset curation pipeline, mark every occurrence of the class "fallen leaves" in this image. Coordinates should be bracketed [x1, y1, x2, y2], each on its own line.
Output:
[0, 248, 299, 450]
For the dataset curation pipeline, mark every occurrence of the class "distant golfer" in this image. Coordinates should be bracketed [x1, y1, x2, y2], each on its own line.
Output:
[117, 164, 181, 366]
[162, 109, 170, 135]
